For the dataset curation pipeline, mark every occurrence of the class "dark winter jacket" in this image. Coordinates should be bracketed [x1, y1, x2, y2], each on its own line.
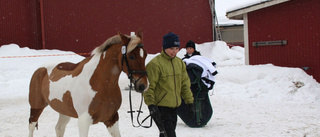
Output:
[182, 51, 201, 60]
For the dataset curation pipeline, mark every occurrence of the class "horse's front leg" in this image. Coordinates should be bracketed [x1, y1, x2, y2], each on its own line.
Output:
[78, 113, 93, 137]
[55, 113, 71, 137]
[104, 112, 121, 137]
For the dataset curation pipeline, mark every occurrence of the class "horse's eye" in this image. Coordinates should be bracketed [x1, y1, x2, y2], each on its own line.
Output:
[128, 55, 135, 60]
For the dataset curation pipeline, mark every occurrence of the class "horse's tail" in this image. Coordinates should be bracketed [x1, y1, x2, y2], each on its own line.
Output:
[28, 67, 48, 126]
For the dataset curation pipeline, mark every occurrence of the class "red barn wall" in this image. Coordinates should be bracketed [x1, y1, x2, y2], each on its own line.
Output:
[248, 0, 320, 82]
[0, 0, 41, 49]
[0, 0, 213, 54]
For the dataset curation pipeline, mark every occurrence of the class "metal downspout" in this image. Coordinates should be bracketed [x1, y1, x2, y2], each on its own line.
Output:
[40, 0, 46, 49]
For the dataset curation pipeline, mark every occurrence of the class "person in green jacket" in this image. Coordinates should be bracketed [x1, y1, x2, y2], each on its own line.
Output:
[143, 32, 195, 137]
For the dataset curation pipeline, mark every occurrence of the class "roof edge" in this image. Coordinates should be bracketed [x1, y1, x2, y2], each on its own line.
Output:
[226, 0, 290, 20]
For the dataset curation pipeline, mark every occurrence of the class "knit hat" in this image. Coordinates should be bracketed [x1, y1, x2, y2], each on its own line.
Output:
[162, 32, 180, 49]
[186, 40, 196, 50]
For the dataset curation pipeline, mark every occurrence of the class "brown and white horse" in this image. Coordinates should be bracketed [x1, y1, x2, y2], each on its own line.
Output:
[28, 30, 148, 137]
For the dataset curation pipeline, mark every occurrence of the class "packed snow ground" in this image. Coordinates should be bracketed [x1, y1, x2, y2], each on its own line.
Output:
[1, 41, 320, 137]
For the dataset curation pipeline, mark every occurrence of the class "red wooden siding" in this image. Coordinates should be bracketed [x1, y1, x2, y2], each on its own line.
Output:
[42, 0, 213, 54]
[0, 0, 41, 49]
[1, 0, 213, 54]
[248, 0, 320, 82]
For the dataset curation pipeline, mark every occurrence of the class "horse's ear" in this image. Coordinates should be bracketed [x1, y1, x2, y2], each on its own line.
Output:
[136, 29, 143, 42]
[118, 31, 130, 46]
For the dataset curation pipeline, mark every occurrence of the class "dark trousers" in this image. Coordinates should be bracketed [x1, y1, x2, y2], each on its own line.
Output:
[157, 106, 177, 137]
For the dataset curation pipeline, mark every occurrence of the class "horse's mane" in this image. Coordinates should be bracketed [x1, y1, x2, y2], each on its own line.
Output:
[91, 35, 140, 55]
[91, 35, 121, 55]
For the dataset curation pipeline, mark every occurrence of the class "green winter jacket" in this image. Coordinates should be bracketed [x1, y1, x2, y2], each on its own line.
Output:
[143, 50, 194, 108]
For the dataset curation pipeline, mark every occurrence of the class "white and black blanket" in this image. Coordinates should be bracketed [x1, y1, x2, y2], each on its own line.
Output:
[183, 55, 217, 90]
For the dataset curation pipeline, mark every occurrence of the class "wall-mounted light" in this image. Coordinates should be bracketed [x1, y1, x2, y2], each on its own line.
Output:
[302, 67, 309, 71]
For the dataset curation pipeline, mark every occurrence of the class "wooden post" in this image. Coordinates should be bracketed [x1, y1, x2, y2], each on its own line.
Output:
[209, 0, 216, 41]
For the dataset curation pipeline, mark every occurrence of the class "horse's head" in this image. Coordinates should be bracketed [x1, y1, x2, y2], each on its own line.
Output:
[118, 29, 148, 93]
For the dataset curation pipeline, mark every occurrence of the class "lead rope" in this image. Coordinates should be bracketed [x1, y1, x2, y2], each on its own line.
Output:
[127, 80, 140, 127]
[121, 45, 152, 128]
[127, 79, 153, 128]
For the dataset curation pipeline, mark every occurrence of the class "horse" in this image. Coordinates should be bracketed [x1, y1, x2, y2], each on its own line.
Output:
[28, 30, 148, 137]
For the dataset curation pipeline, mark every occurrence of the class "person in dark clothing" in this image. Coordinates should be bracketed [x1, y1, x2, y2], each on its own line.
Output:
[178, 40, 217, 127]
[182, 40, 201, 60]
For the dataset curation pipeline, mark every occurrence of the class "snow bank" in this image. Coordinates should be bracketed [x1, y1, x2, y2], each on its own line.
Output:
[1, 42, 320, 137]
[0, 44, 84, 99]
[216, 64, 320, 103]
[180, 41, 320, 104]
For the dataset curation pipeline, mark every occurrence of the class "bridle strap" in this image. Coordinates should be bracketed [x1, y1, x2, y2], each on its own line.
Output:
[120, 45, 151, 128]
[127, 79, 153, 128]
[121, 49, 147, 82]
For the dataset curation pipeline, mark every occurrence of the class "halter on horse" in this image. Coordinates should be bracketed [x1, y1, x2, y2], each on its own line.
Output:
[28, 30, 148, 137]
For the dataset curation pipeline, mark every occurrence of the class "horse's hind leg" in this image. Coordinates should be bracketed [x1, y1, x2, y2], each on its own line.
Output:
[28, 67, 48, 137]
[55, 114, 71, 137]
[29, 108, 46, 137]
[104, 112, 121, 137]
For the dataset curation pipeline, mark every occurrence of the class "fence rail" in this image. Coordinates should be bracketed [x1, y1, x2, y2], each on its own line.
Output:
[0, 53, 90, 58]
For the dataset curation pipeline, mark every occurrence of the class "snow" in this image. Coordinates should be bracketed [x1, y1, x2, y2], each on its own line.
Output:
[225, 0, 269, 13]
[216, 0, 268, 25]
[1, 42, 320, 137]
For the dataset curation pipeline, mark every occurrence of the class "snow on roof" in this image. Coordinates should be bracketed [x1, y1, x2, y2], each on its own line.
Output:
[216, 0, 267, 26]
[226, 0, 270, 13]
[226, 0, 290, 20]
[218, 18, 243, 26]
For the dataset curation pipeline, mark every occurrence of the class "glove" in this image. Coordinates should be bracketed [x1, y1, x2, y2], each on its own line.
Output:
[187, 103, 196, 119]
[148, 105, 167, 137]
[148, 105, 159, 117]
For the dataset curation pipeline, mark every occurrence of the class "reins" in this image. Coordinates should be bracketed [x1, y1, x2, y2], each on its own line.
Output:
[120, 45, 152, 128]
[127, 77, 153, 128]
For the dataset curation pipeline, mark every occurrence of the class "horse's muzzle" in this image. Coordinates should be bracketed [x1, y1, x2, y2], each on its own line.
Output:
[135, 84, 146, 93]
[133, 76, 148, 93]
[131, 71, 148, 93]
